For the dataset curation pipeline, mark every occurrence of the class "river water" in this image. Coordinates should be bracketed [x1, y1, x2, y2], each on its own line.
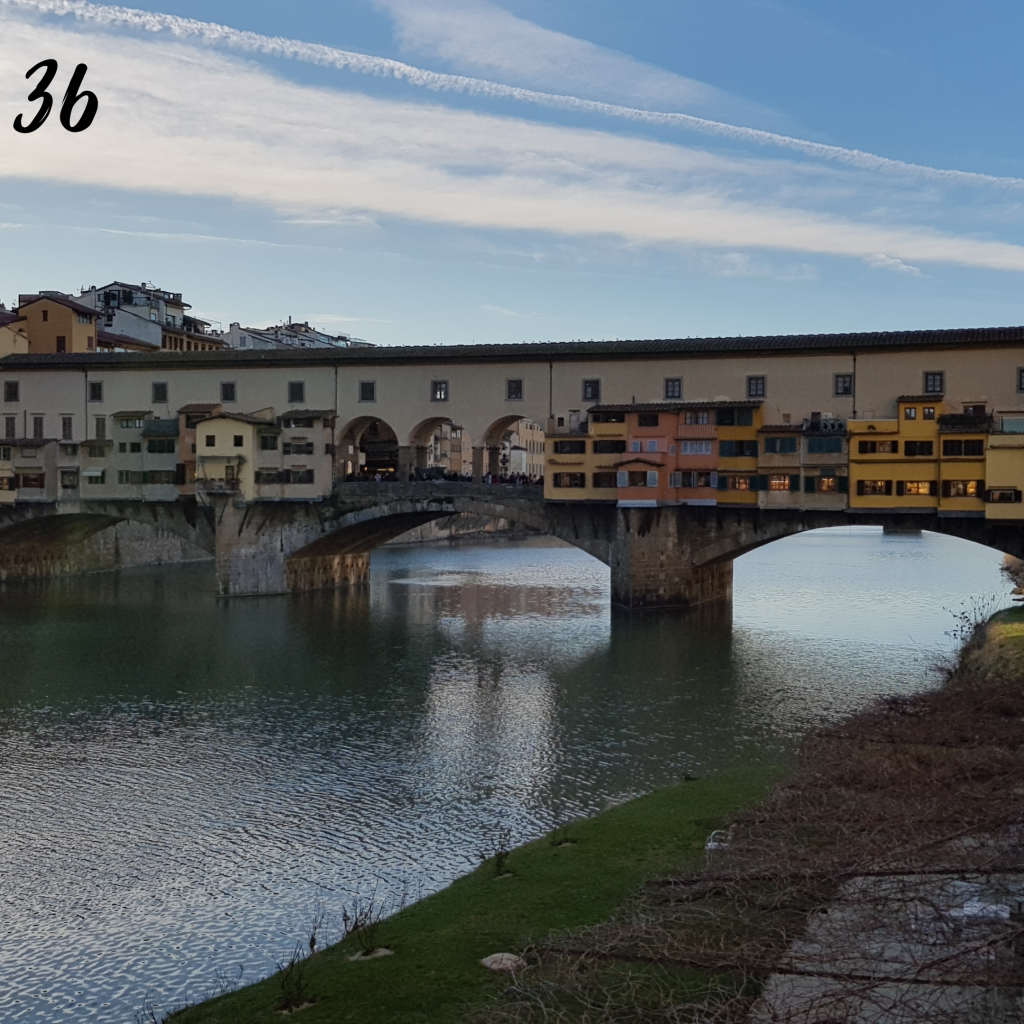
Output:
[0, 526, 1013, 1022]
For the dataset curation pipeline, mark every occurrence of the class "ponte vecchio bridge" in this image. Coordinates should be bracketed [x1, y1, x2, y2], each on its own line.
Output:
[0, 325, 1022, 606]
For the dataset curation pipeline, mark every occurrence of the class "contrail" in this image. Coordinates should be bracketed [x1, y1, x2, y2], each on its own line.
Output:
[5, 0, 1022, 191]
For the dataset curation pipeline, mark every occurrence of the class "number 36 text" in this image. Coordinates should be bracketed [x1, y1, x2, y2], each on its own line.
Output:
[13, 59, 98, 134]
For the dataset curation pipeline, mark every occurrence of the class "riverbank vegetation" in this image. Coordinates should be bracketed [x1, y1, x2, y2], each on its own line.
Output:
[167, 770, 777, 1023]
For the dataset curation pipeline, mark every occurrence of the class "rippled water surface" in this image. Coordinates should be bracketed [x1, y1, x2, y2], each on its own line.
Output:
[0, 527, 1013, 1021]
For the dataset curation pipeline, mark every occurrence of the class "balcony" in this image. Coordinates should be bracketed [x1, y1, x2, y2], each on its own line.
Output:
[676, 424, 716, 439]
[938, 414, 993, 433]
[198, 478, 240, 494]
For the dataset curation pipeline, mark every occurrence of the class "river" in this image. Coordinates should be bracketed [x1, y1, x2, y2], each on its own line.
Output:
[0, 526, 1013, 1022]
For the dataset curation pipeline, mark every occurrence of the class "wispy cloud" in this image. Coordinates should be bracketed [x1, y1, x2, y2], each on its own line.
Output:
[480, 303, 532, 317]
[375, 0, 758, 122]
[699, 253, 817, 281]
[865, 253, 923, 276]
[2, 6, 1024, 274]
[4, 0, 1023, 192]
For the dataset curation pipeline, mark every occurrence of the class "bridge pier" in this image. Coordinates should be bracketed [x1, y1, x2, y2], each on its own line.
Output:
[610, 507, 734, 609]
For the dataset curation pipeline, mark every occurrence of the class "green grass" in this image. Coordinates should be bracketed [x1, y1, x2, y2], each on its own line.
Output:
[170, 768, 779, 1024]
[965, 604, 1024, 680]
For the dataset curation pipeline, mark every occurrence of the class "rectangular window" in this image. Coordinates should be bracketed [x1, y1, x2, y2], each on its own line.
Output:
[260, 434, 279, 450]
[87, 444, 105, 458]
[3, 382, 18, 403]
[923, 407, 936, 420]
[616, 470, 628, 487]
[582, 379, 601, 402]
[746, 376, 766, 398]
[730, 476, 751, 490]
[1018, 368, 1024, 393]
[593, 439, 626, 454]
[553, 472, 586, 488]
[904, 441, 933, 456]
[89, 381, 103, 403]
[944, 439, 984, 457]
[637, 414, 659, 427]
[669, 471, 682, 488]
[646, 470, 658, 487]
[146, 439, 176, 454]
[684, 410, 709, 425]
[283, 442, 315, 455]
[144, 470, 177, 485]
[41, 309, 48, 322]
[858, 439, 898, 454]
[288, 469, 315, 485]
[0, 446, 9, 461]
[923, 372, 945, 394]
[553, 439, 586, 454]
[943, 439, 963, 457]
[857, 479, 892, 496]
[988, 488, 1021, 503]
[664, 378, 682, 400]
[764, 437, 798, 454]
[3, 416, 14, 439]
[233, 435, 244, 448]
[61, 416, 73, 441]
[119, 442, 127, 453]
[645, 439, 658, 453]
[625, 471, 647, 486]
[592, 472, 617, 488]
[130, 442, 142, 453]
[32, 416, 43, 440]
[55, 336, 66, 353]
[254, 470, 283, 485]
[205, 435, 216, 447]
[60, 470, 79, 489]
[718, 440, 758, 458]
[807, 436, 843, 454]
[506, 379, 524, 401]
[818, 476, 838, 493]
[431, 380, 449, 402]
[359, 381, 376, 403]
[82, 471, 105, 485]
[629, 440, 641, 452]
[902, 481, 935, 496]
[19, 473, 45, 489]
[768, 475, 789, 491]
[834, 374, 854, 397]
[909, 441, 934, 457]
[942, 479, 983, 498]
[220, 382, 237, 403]
[680, 440, 712, 455]
[904, 406, 917, 420]
[152, 382, 168, 404]
[288, 381, 306, 404]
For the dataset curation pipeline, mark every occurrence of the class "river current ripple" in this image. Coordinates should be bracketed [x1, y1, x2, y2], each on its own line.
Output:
[0, 527, 1013, 1021]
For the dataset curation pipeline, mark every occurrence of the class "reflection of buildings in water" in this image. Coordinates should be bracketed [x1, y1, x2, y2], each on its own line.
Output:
[417, 653, 559, 810]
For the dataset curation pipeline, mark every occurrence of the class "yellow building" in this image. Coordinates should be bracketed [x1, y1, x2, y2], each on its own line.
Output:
[544, 409, 625, 501]
[716, 404, 763, 506]
[195, 409, 336, 502]
[0, 312, 28, 358]
[937, 407, 988, 515]
[16, 294, 98, 354]
[849, 396, 942, 510]
[984, 411, 1024, 520]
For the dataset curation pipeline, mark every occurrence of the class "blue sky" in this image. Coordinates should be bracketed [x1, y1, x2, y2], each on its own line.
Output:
[2, 0, 1024, 345]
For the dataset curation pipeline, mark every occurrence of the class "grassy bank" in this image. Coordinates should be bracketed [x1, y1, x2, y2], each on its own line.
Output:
[169, 769, 779, 1024]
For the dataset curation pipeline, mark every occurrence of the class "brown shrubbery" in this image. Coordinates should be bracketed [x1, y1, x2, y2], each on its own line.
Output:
[478, 622, 1024, 1023]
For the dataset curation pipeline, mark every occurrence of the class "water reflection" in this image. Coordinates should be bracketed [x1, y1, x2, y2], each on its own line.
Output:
[0, 529, 1012, 1021]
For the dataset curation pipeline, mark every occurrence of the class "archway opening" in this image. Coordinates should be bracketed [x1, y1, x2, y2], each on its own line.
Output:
[338, 416, 400, 481]
[480, 416, 547, 483]
[406, 417, 472, 480]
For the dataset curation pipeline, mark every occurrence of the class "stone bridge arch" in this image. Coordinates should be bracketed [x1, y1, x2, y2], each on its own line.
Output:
[338, 415, 400, 480]
[0, 500, 215, 582]
[211, 483, 617, 597]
